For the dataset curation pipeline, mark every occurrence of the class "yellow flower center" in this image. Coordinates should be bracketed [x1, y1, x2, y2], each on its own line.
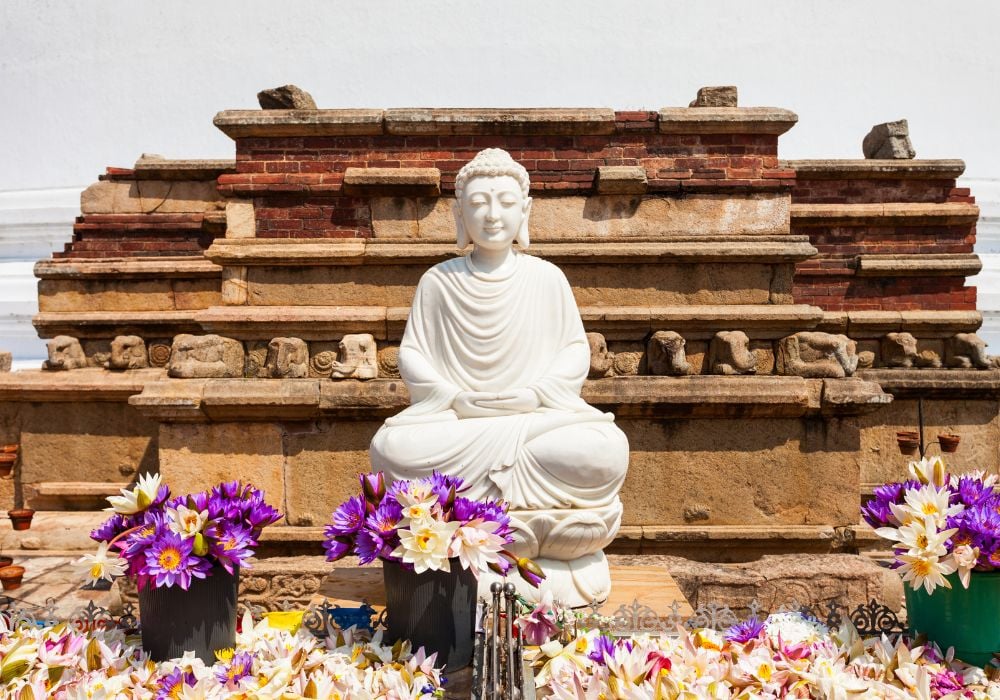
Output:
[416, 533, 434, 550]
[158, 547, 181, 571]
[224, 537, 238, 550]
[920, 503, 939, 516]
[911, 559, 933, 577]
[90, 563, 104, 579]
[758, 663, 772, 682]
[915, 533, 929, 548]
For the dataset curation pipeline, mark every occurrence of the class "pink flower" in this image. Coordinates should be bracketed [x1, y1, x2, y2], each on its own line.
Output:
[514, 591, 560, 646]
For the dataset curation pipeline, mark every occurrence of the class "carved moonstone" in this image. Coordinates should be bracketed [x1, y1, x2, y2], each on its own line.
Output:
[148, 343, 172, 367]
[107, 335, 149, 370]
[612, 351, 642, 376]
[330, 334, 378, 380]
[167, 334, 245, 379]
[946, 333, 991, 370]
[708, 331, 756, 375]
[377, 346, 401, 379]
[647, 331, 691, 376]
[586, 332, 614, 379]
[369, 149, 629, 606]
[265, 337, 309, 378]
[43, 336, 88, 371]
[777, 332, 858, 379]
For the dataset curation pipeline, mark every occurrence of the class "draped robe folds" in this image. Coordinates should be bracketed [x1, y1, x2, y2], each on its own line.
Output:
[369, 252, 627, 511]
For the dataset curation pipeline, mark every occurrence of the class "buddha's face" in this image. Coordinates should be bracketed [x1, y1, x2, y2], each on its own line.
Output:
[458, 175, 531, 251]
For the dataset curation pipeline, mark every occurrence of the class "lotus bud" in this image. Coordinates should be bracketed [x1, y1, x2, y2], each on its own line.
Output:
[517, 557, 545, 588]
[361, 472, 386, 504]
[192, 532, 209, 557]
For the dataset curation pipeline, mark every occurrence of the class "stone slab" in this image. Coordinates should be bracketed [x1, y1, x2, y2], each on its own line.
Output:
[38, 277, 221, 314]
[371, 193, 791, 240]
[0, 368, 164, 402]
[80, 180, 225, 215]
[213, 109, 385, 138]
[657, 107, 798, 135]
[855, 254, 981, 277]
[791, 202, 980, 226]
[35, 258, 221, 280]
[195, 305, 389, 339]
[384, 108, 616, 135]
[33, 310, 201, 339]
[846, 310, 982, 337]
[860, 369, 1000, 398]
[785, 159, 965, 180]
[342, 167, 441, 196]
[132, 154, 236, 180]
[595, 166, 648, 194]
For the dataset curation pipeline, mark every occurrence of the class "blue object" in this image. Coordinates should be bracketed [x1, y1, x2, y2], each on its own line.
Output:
[328, 603, 377, 632]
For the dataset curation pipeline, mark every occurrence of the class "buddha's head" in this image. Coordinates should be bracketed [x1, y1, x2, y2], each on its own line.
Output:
[454, 148, 532, 251]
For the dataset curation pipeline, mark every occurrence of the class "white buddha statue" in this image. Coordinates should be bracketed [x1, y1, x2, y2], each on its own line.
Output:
[369, 148, 629, 604]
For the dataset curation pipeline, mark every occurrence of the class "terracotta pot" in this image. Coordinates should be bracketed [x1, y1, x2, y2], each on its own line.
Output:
[0, 445, 17, 454]
[939, 434, 961, 453]
[0, 556, 12, 569]
[897, 437, 920, 455]
[0, 565, 25, 591]
[8, 509, 34, 531]
[896, 430, 919, 440]
[0, 454, 15, 478]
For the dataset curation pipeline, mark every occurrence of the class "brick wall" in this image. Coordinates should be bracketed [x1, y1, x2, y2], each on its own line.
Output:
[791, 174, 978, 312]
[220, 112, 794, 239]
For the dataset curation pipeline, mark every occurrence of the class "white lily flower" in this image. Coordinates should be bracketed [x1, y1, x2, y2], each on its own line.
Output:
[73, 542, 127, 583]
[448, 520, 506, 575]
[105, 472, 162, 515]
[166, 504, 208, 539]
[391, 517, 460, 573]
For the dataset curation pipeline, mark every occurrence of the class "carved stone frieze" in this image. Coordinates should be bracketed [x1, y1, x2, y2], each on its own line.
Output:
[946, 333, 992, 370]
[329, 334, 378, 380]
[264, 337, 309, 378]
[43, 336, 88, 371]
[377, 345, 401, 379]
[586, 332, 614, 378]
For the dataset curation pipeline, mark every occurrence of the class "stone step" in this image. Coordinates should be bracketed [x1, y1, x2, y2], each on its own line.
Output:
[783, 158, 966, 180]
[791, 201, 979, 226]
[25, 481, 128, 509]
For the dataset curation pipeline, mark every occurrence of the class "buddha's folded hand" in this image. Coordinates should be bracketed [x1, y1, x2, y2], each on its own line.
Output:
[475, 388, 541, 413]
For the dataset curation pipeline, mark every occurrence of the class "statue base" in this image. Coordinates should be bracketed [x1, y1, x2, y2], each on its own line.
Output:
[478, 551, 612, 608]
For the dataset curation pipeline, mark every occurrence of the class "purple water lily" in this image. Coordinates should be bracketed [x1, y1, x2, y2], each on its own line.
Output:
[144, 531, 212, 589]
[725, 616, 766, 643]
[216, 650, 255, 688]
[328, 495, 367, 536]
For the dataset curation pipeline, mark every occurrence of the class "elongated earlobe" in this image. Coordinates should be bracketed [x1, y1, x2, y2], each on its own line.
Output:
[453, 202, 470, 249]
[516, 197, 532, 249]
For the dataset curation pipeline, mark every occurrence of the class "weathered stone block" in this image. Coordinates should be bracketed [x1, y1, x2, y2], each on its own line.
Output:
[708, 331, 756, 375]
[257, 84, 317, 110]
[689, 86, 738, 108]
[43, 336, 87, 371]
[80, 180, 224, 215]
[226, 201, 256, 239]
[108, 336, 149, 370]
[595, 166, 648, 195]
[862, 119, 915, 159]
[776, 332, 858, 378]
[264, 337, 309, 378]
[167, 334, 245, 378]
[0, 352, 11, 373]
[159, 422, 285, 507]
[587, 332, 615, 378]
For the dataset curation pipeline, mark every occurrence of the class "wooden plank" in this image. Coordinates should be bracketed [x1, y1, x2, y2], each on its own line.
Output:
[313, 564, 692, 619]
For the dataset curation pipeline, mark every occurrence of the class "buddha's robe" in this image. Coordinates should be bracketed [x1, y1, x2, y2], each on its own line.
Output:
[369, 252, 628, 511]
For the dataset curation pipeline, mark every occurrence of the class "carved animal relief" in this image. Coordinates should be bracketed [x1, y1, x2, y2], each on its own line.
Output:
[43, 336, 88, 371]
[107, 335, 149, 370]
[586, 332, 614, 378]
[330, 334, 378, 380]
[946, 333, 991, 370]
[708, 331, 756, 375]
[777, 332, 858, 379]
[167, 334, 245, 378]
[647, 331, 691, 376]
[265, 337, 309, 378]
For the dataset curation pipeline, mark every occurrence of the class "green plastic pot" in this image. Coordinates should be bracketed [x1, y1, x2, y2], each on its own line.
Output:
[905, 571, 1000, 667]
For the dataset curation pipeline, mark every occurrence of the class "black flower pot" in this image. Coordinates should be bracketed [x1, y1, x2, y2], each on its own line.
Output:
[138, 567, 239, 663]
[382, 560, 477, 671]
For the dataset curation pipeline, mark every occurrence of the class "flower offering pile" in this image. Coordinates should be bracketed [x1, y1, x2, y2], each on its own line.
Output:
[520, 602, 1000, 698]
[324, 472, 544, 584]
[80, 474, 282, 589]
[0, 613, 445, 698]
[863, 456, 1000, 593]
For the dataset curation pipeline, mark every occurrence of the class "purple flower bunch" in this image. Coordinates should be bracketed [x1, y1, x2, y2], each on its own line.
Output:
[324, 472, 546, 585]
[89, 479, 282, 590]
[863, 460, 1000, 574]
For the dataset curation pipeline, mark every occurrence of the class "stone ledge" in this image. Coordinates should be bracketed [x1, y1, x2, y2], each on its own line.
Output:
[844, 310, 982, 337]
[855, 254, 982, 277]
[859, 368, 1000, 398]
[0, 369, 166, 402]
[791, 202, 980, 226]
[342, 167, 441, 197]
[34, 257, 222, 280]
[783, 159, 966, 180]
[213, 109, 385, 138]
[33, 311, 202, 339]
[130, 375, 888, 422]
[205, 238, 817, 266]
[383, 108, 616, 135]
[657, 107, 798, 135]
[132, 155, 236, 180]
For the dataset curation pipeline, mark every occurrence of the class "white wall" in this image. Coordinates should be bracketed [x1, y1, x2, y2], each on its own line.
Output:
[1, 1, 999, 363]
